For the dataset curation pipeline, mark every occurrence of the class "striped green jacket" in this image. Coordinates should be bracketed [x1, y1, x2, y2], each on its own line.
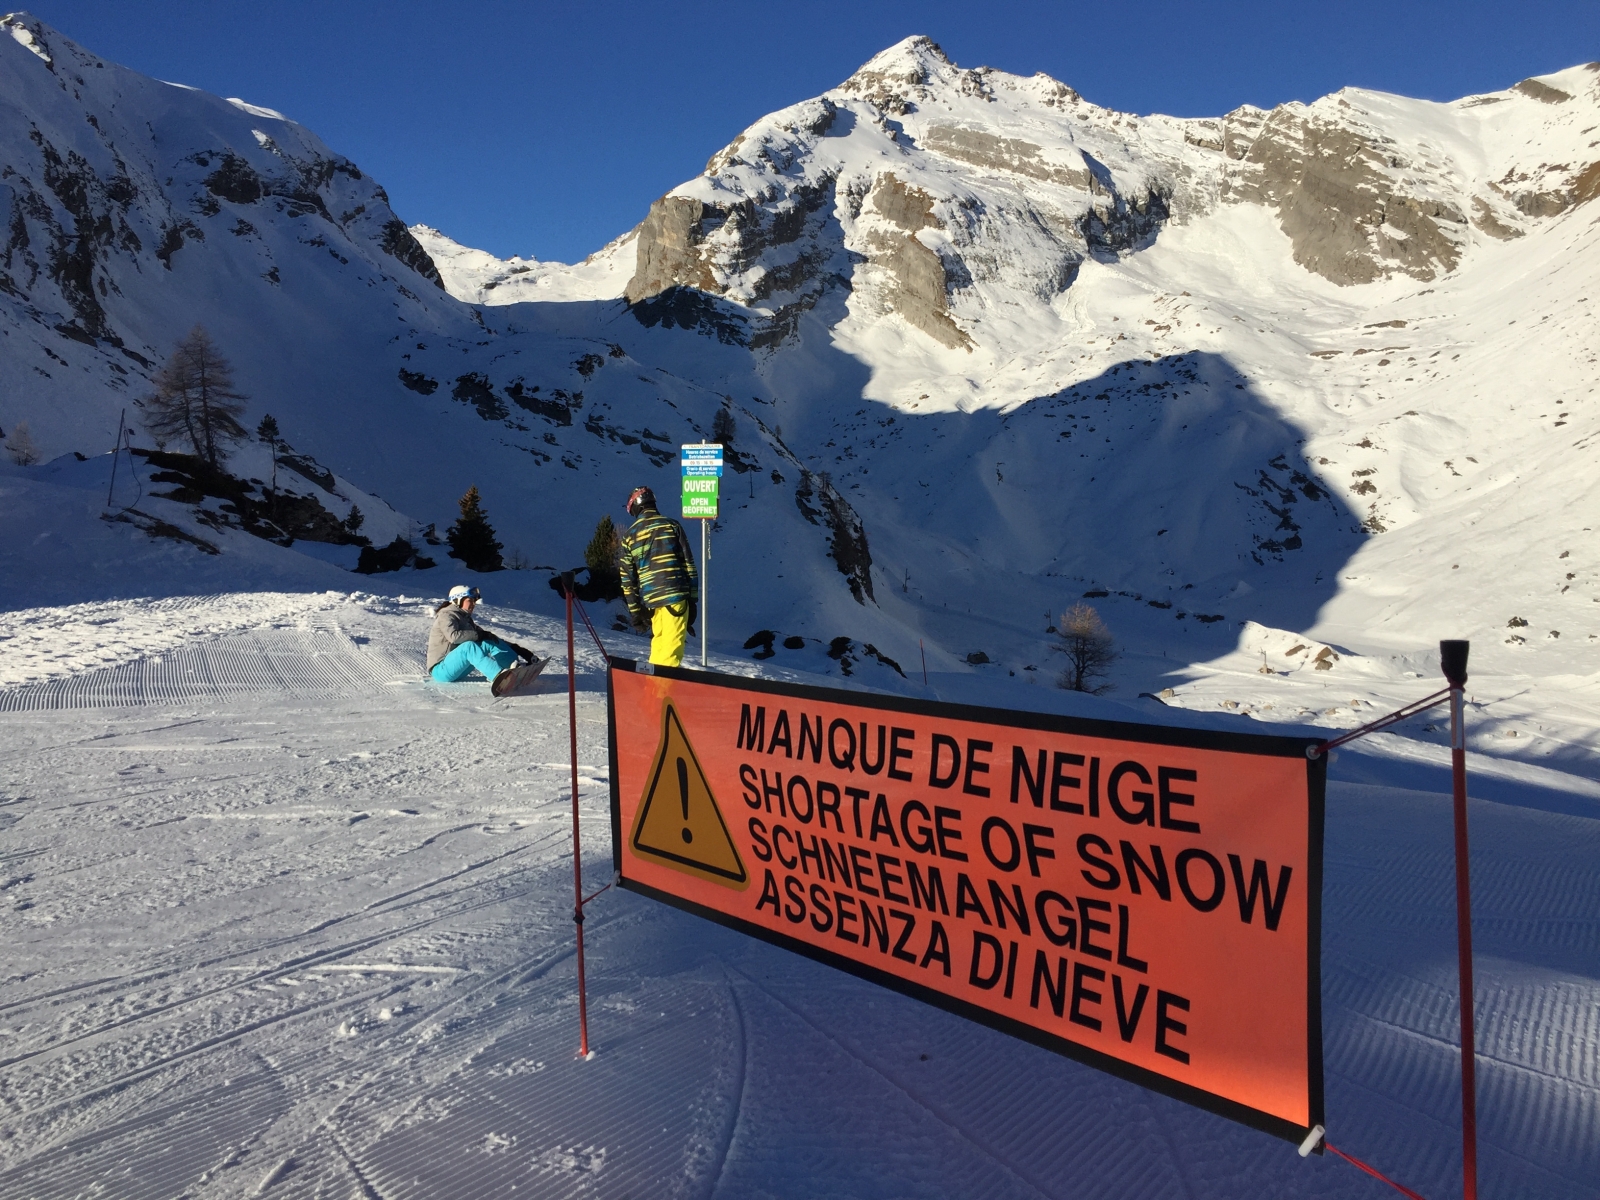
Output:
[618, 508, 698, 616]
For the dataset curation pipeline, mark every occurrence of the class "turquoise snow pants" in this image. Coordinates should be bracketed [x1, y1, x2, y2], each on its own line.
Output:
[430, 639, 516, 683]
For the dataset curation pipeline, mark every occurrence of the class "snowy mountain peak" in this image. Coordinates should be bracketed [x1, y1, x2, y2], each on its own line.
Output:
[837, 35, 960, 110]
[5, 22, 1600, 731]
[3, 11, 52, 64]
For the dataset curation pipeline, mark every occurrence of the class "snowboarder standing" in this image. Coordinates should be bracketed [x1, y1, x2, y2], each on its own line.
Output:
[618, 486, 698, 668]
[427, 585, 541, 694]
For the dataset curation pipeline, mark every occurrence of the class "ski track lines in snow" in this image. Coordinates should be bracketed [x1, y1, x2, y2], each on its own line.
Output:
[0, 597, 424, 711]
[1, 600, 1598, 1198]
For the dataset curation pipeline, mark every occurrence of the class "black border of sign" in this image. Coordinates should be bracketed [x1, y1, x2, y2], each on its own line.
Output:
[606, 658, 1326, 1146]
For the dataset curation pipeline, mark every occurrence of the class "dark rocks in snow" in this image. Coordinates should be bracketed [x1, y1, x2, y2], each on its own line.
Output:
[795, 469, 875, 605]
[397, 368, 438, 394]
[278, 452, 337, 493]
[582, 413, 675, 465]
[505, 381, 573, 426]
[824, 636, 904, 677]
[379, 218, 445, 289]
[452, 373, 509, 422]
[202, 153, 263, 205]
[628, 286, 749, 346]
[132, 449, 364, 547]
[356, 537, 434, 574]
[102, 507, 220, 555]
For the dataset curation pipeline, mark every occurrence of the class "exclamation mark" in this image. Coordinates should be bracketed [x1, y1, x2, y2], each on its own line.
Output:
[676, 757, 692, 843]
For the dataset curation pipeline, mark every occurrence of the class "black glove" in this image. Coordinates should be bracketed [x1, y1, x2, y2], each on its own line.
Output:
[630, 610, 650, 635]
[513, 643, 535, 664]
[685, 600, 698, 637]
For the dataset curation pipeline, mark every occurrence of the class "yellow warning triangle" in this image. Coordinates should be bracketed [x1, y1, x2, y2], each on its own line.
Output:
[630, 703, 748, 890]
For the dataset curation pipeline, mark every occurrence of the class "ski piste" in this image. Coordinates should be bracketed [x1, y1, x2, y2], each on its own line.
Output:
[1, 13, 1598, 1200]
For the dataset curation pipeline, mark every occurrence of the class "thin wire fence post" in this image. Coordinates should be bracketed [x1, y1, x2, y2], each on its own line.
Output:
[1300, 639, 1477, 1200]
[1441, 640, 1476, 1200]
[105, 409, 126, 509]
[564, 572, 591, 1058]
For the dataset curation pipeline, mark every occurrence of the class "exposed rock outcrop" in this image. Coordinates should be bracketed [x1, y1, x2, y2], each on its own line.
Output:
[795, 469, 875, 604]
[0, 11, 447, 363]
[623, 196, 716, 302]
[1218, 105, 1466, 284]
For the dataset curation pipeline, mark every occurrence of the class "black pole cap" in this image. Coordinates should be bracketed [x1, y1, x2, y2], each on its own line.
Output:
[1440, 639, 1469, 687]
[548, 567, 595, 599]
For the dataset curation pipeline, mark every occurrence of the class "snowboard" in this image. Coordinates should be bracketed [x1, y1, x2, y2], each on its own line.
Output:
[491, 657, 549, 698]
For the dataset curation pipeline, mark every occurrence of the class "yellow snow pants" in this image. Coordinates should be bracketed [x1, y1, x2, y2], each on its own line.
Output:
[649, 603, 689, 667]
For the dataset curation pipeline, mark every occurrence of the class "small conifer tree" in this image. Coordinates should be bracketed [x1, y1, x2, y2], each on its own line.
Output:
[581, 513, 624, 599]
[711, 406, 736, 446]
[257, 413, 281, 493]
[585, 514, 620, 571]
[446, 486, 503, 572]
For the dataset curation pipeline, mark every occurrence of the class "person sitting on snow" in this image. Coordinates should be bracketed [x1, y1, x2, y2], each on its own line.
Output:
[618, 485, 698, 668]
[427, 585, 536, 686]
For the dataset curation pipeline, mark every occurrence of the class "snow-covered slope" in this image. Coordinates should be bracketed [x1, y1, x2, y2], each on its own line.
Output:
[2, 24, 1598, 1199]
[411, 224, 634, 305]
[442, 39, 1600, 757]
[4, 17, 1600, 776]
[0, 592, 1596, 1199]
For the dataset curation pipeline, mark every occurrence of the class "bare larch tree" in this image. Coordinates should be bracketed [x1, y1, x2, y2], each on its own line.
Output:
[1056, 603, 1118, 693]
[143, 325, 249, 468]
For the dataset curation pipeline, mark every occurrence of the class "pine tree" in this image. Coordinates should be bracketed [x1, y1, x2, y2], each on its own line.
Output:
[446, 486, 503, 572]
[143, 326, 249, 468]
[584, 514, 620, 571]
[1056, 604, 1117, 693]
[256, 413, 280, 493]
[580, 513, 623, 599]
[711, 406, 736, 446]
[344, 506, 365, 538]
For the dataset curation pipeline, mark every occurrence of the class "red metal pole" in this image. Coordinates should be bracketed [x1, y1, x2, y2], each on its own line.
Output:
[567, 577, 590, 1057]
[1441, 639, 1475, 1200]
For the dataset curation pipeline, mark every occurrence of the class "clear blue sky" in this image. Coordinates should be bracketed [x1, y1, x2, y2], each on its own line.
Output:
[25, 2, 1600, 263]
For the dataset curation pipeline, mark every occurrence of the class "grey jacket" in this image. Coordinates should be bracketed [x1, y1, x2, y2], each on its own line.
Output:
[426, 603, 508, 672]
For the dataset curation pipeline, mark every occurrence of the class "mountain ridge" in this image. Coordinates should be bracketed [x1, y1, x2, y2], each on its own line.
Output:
[4, 17, 1600, 748]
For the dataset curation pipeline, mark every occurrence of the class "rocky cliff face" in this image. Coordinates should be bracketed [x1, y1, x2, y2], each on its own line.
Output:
[7, 18, 1600, 686]
[0, 12, 445, 373]
[618, 39, 1180, 353]
[613, 39, 1598, 350]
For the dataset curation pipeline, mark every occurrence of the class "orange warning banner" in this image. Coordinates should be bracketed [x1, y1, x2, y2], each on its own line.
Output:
[609, 662, 1325, 1142]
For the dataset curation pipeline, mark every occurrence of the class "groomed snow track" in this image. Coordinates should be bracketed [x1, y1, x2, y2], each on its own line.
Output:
[0, 624, 421, 712]
[0, 596, 1596, 1198]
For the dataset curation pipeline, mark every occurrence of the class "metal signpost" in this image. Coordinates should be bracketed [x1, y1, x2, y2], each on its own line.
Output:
[680, 443, 722, 668]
